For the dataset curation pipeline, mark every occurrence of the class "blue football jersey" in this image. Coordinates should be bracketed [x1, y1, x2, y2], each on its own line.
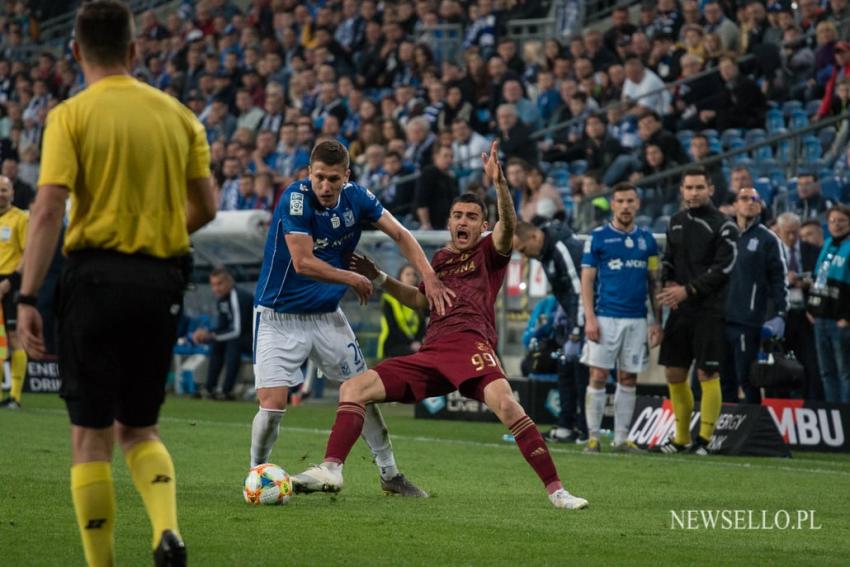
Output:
[255, 179, 384, 313]
[581, 223, 659, 318]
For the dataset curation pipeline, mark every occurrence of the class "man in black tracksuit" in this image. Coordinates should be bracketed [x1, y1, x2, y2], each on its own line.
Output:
[654, 167, 739, 455]
[193, 267, 254, 399]
[513, 220, 587, 443]
[723, 187, 788, 403]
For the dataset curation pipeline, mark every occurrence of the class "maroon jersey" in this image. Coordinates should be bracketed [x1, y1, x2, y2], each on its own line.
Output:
[420, 233, 511, 347]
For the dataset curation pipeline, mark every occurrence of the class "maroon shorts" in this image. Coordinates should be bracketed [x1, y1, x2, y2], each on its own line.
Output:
[374, 332, 507, 403]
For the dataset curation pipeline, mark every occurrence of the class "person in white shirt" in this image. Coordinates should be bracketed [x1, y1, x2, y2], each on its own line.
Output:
[622, 55, 671, 116]
[451, 118, 490, 190]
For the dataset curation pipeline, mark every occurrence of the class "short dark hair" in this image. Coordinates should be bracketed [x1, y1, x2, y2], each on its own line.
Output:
[681, 166, 711, 183]
[514, 220, 541, 240]
[801, 218, 823, 230]
[691, 133, 708, 144]
[384, 150, 402, 161]
[310, 139, 349, 168]
[506, 157, 529, 172]
[612, 182, 638, 196]
[450, 192, 487, 216]
[798, 171, 819, 182]
[74, 0, 134, 67]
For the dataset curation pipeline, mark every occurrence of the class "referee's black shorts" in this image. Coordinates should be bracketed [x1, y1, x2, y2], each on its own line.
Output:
[58, 250, 187, 428]
[658, 309, 725, 374]
[0, 272, 19, 331]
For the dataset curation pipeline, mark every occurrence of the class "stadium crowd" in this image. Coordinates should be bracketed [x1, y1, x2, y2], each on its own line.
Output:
[0, 0, 847, 410]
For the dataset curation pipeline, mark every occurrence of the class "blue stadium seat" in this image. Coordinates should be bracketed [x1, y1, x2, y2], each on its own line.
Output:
[745, 128, 766, 145]
[653, 215, 670, 233]
[635, 215, 652, 228]
[569, 159, 588, 175]
[709, 138, 723, 154]
[766, 109, 785, 132]
[727, 137, 746, 151]
[806, 99, 822, 116]
[820, 176, 842, 201]
[782, 100, 803, 116]
[790, 109, 809, 130]
[819, 126, 837, 151]
[721, 128, 742, 145]
[767, 168, 786, 189]
[733, 156, 753, 167]
[754, 177, 776, 207]
[700, 128, 719, 139]
[802, 136, 822, 162]
[676, 129, 694, 146]
[776, 136, 791, 161]
[752, 145, 772, 161]
[756, 158, 779, 176]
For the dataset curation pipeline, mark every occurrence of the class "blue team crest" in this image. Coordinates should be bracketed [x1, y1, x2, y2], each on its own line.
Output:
[343, 209, 355, 228]
[637, 237, 647, 251]
[339, 361, 351, 376]
[331, 214, 341, 229]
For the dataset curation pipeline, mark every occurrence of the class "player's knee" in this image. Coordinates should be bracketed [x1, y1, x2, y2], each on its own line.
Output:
[115, 423, 159, 453]
[257, 387, 287, 410]
[618, 372, 637, 387]
[589, 368, 608, 388]
[340, 371, 382, 404]
[493, 393, 525, 423]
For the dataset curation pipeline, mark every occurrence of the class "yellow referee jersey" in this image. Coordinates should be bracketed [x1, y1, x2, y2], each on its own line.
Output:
[0, 206, 27, 273]
[38, 75, 211, 259]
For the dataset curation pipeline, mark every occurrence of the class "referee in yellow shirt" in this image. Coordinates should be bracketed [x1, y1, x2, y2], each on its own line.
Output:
[17, 2, 216, 566]
[0, 175, 28, 410]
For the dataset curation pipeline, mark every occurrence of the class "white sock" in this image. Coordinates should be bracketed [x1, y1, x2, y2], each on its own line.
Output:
[360, 404, 399, 480]
[585, 386, 606, 440]
[2, 361, 10, 390]
[613, 384, 637, 446]
[250, 408, 286, 467]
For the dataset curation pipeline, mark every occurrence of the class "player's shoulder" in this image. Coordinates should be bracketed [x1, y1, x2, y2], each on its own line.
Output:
[276, 179, 313, 217]
[342, 180, 378, 202]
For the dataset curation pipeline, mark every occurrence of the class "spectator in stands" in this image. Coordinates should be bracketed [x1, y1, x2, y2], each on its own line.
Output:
[1, 158, 32, 210]
[462, 0, 498, 54]
[630, 143, 681, 217]
[603, 5, 638, 53]
[532, 70, 561, 125]
[817, 41, 850, 118]
[248, 129, 280, 176]
[795, 173, 836, 221]
[800, 0, 829, 35]
[253, 172, 275, 212]
[584, 29, 618, 70]
[234, 172, 257, 210]
[356, 144, 385, 190]
[647, 31, 683, 82]
[674, 53, 725, 129]
[808, 205, 850, 402]
[603, 109, 683, 187]
[571, 174, 610, 234]
[377, 263, 426, 359]
[451, 118, 489, 188]
[404, 116, 437, 170]
[547, 113, 623, 176]
[276, 122, 310, 184]
[775, 212, 824, 400]
[192, 268, 254, 401]
[622, 55, 671, 116]
[502, 79, 542, 131]
[697, 56, 767, 130]
[486, 55, 520, 111]
[801, 218, 826, 247]
[415, 144, 459, 230]
[379, 150, 417, 221]
[496, 103, 538, 165]
[235, 88, 263, 132]
[438, 86, 474, 132]
[497, 38, 525, 77]
[722, 187, 788, 403]
[17, 145, 38, 190]
[690, 133, 729, 204]
[829, 0, 850, 40]
[519, 164, 564, 223]
[777, 26, 816, 101]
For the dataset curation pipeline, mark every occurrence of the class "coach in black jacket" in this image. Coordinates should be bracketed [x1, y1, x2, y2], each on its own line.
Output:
[722, 188, 788, 403]
[655, 167, 739, 454]
[192, 268, 254, 400]
[514, 220, 587, 443]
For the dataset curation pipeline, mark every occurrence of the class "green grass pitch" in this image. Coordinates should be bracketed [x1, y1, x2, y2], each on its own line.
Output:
[1, 394, 849, 566]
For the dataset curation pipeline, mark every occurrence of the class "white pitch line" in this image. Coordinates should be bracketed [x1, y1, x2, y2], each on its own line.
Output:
[23, 407, 850, 478]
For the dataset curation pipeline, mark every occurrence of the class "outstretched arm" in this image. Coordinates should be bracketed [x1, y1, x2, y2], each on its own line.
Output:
[374, 209, 454, 315]
[350, 253, 429, 310]
[484, 140, 516, 255]
[286, 233, 373, 304]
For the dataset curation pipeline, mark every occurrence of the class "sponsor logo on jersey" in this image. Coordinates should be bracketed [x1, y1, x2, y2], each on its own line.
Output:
[608, 259, 623, 270]
[343, 209, 355, 227]
[290, 192, 304, 216]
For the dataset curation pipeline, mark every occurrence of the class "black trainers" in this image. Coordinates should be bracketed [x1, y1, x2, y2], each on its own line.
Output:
[380, 474, 428, 497]
[0, 398, 20, 410]
[154, 530, 186, 567]
[648, 438, 690, 454]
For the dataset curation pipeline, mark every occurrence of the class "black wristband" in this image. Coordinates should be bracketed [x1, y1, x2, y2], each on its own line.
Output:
[17, 294, 38, 307]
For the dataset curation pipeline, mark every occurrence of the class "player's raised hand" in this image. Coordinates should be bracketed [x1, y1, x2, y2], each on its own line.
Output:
[348, 252, 379, 280]
[481, 139, 504, 183]
[348, 272, 373, 305]
[421, 272, 455, 316]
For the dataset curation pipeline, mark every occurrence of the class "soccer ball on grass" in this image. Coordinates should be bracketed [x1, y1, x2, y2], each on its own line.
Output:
[243, 463, 293, 505]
